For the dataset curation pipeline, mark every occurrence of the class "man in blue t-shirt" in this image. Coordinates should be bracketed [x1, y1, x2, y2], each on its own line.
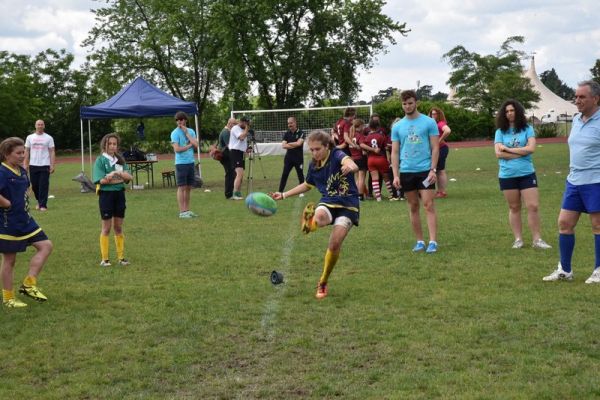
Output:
[543, 80, 600, 283]
[170, 111, 199, 219]
[391, 90, 440, 253]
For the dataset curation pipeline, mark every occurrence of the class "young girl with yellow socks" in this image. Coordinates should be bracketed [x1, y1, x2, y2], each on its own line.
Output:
[93, 134, 133, 267]
[0, 137, 53, 308]
[271, 130, 360, 299]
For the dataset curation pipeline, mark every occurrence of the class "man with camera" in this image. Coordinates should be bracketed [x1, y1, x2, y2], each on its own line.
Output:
[228, 116, 250, 200]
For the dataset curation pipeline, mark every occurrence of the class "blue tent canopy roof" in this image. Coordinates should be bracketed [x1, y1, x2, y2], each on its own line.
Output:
[80, 76, 197, 119]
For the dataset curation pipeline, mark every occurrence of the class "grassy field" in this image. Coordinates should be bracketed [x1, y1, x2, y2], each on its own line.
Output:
[2, 143, 599, 399]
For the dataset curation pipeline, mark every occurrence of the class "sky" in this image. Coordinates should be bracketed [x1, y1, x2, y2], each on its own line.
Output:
[0, 0, 598, 102]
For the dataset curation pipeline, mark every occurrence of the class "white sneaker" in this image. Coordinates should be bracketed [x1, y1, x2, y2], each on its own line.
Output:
[532, 238, 552, 249]
[585, 268, 600, 284]
[512, 239, 524, 249]
[542, 263, 573, 281]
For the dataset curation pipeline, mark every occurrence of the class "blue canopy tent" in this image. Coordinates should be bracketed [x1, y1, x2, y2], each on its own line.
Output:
[79, 76, 200, 175]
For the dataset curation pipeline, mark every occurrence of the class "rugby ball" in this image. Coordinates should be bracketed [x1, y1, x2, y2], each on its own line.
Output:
[245, 192, 277, 217]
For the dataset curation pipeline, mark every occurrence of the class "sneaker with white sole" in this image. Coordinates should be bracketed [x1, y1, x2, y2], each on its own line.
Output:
[426, 241, 438, 253]
[3, 298, 28, 308]
[585, 268, 600, 284]
[412, 241, 426, 252]
[542, 263, 573, 281]
[532, 238, 552, 249]
[100, 260, 111, 267]
[512, 239, 524, 249]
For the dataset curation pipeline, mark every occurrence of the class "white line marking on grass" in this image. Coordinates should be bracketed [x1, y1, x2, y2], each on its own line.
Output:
[260, 198, 302, 340]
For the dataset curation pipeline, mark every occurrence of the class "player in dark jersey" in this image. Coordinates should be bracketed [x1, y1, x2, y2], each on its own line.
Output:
[0, 137, 53, 308]
[361, 120, 395, 201]
[271, 130, 359, 299]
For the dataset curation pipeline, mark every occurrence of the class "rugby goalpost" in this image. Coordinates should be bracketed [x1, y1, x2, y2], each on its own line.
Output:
[230, 105, 373, 155]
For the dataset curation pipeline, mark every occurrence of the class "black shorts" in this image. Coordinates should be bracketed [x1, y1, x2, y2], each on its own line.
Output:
[99, 190, 126, 220]
[437, 146, 449, 171]
[317, 203, 360, 227]
[400, 171, 435, 192]
[499, 173, 538, 191]
[0, 229, 49, 253]
[175, 163, 195, 187]
[230, 149, 245, 169]
[353, 156, 367, 171]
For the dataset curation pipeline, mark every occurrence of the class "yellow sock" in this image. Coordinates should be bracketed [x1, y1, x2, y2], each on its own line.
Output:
[23, 275, 37, 287]
[319, 249, 339, 285]
[100, 234, 110, 260]
[114, 234, 125, 260]
[2, 289, 15, 302]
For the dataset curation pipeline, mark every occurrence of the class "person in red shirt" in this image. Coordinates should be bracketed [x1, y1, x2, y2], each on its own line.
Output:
[332, 107, 355, 156]
[361, 119, 395, 201]
[345, 118, 368, 200]
[429, 107, 452, 198]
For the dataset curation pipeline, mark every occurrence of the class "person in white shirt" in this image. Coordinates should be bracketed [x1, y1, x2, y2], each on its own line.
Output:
[24, 120, 55, 211]
[228, 116, 250, 200]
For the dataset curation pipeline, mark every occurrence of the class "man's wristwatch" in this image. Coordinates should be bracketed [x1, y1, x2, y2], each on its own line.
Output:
[430, 168, 437, 173]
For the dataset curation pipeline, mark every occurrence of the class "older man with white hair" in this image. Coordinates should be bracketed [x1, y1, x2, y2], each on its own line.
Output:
[544, 80, 600, 283]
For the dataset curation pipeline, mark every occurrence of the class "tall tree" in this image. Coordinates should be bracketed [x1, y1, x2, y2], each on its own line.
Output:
[214, 0, 408, 108]
[83, 0, 225, 122]
[591, 59, 600, 84]
[443, 36, 539, 118]
[539, 68, 574, 100]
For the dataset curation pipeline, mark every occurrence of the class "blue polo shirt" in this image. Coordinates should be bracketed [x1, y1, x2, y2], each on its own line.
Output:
[494, 125, 536, 179]
[391, 114, 438, 172]
[567, 109, 600, 185]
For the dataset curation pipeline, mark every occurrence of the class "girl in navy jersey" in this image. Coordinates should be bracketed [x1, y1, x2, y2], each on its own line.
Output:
[271, 130, 359, 299]
[0, 137, 53, 308]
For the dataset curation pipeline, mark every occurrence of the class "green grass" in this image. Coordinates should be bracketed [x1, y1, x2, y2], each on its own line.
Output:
[2, 144, 599, 399]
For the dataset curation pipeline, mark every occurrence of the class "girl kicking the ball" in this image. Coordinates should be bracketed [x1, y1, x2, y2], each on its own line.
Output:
[271, 130, 360, 299]
[0, 137, 53, 308]
[93, 133, 133, 267]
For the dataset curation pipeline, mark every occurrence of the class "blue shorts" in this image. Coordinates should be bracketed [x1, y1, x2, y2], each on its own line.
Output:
[561, 181, 600, 214]
[437, 146, 449, 171]
[175, 163, 195, 187]
[0, 229, 49, 253]
[400, 171, 435, 192]
[499, 173, 538, 191]
[317, 203, 360, 227]
[99, 190, 126, 219]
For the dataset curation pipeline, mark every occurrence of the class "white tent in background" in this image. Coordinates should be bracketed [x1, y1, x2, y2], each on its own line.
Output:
[523, 56, 578, 122]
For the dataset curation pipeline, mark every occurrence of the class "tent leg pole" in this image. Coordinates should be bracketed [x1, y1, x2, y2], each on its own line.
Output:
[80, 119, 85, 172]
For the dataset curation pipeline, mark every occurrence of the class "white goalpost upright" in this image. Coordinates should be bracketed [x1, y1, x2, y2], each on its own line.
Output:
[230, 105, 373, 154]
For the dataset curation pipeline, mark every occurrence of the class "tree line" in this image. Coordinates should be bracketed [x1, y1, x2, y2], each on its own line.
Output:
[1, 1, 598, 149]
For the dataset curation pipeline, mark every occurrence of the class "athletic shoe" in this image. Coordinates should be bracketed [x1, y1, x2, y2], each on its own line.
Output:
[542, 263, 573, 282]
[100, 260, 112, 267]
[179, 211, 193, 219]
[118, 258, 130, 266]
[512, 239, 524, 249]
[19, 284, 48, 302]
[399, 197, 406, 201]
[315, 282, 328, 299]
[585, 268, 600, 284]
[426, 241, 438, 254]
[187, 211, 199, 218]
[39, 207, 47, 211]
[301, 202, 316, 234]
[389, 196, 400, 201]
[231, 192, 243, 200]
[3, 298, 28, 308]
[532, 238, 552, 249]
[299, 193, 304, 198]
[412, 241, 426, 252]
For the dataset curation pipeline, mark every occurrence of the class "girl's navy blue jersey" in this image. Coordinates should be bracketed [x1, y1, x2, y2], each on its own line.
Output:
[305, 149, 359, 211]
[0, 163, 41, 239]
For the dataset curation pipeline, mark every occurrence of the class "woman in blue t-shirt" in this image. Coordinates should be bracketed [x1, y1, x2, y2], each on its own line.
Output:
[494, 99, 551, 250]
